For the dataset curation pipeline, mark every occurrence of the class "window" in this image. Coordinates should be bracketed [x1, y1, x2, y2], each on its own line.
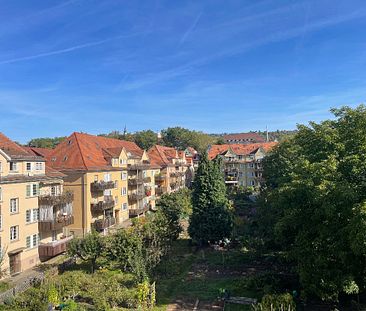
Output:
[26, 236, 31, 248]
[10, 198, 18, 214]
[51, 186, 56, 196]
[9, 162, 17, 172]
[104, 173, 111, 182]
[35, 162, 43, 170]
[0, 187, 2, 202]
[26, 209, 38, 223]
[32, 234, 38, 247]
[26, 163, 32, 171]
[26, 210, 31, 223]
[33, 209, 39, 221]
[121, 172, 127, 180]
[26, 234, 39, 248]
[250, 180, 255, 186]
[10, 226, 18, 241]
[94, 175, 98, 181]
[122, 187, 127, 196]
[123, 203, 128, 210]
[26, 184, 39, 197]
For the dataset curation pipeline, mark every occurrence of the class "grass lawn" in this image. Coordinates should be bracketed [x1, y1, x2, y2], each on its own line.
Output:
[0, 282, 10, 293]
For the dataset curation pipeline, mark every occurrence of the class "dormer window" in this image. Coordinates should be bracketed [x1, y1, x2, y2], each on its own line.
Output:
[63, 156, 68, 162]
[68, 140, 72, 145]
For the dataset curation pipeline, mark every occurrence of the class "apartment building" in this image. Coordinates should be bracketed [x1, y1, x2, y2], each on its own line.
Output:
[0, 133, 74, 275]
[208, 142, 277, 188]
[148, 145, 192, 197]
[47, 132, 159, 236]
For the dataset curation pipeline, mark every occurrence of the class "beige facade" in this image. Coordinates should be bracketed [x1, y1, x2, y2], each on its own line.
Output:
[0, 138, 74, 275]
[221, 148, 265, 188]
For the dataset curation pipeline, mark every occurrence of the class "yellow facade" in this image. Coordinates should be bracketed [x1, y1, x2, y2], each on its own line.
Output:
[62, 149, 130, 237]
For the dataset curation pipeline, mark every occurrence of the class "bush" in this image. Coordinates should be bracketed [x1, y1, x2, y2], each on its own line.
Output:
[252, 293, 295, 311]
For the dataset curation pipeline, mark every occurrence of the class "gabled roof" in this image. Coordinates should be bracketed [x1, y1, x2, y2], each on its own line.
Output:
[24, 146, 52, 158]
[208, 142, 277, 160]
[47, 132, 144, 171]
[0, 133, 43, 161]
[224, 132, 265, 143]
[148, 145, 181, 167]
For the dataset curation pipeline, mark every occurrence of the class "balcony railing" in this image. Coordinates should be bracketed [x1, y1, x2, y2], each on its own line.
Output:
[38, 191, 74, 207]
[38, 235, 73, 261]
[128, 192, 145, 202]
[92, 217, 116, 231]
[155, 187, 167, 196]
[127, 163, 151, 171]
[128, 178, 144, 186]
[90, 181, 115, 192]
[129, 205, 150, 217]
[39, 215, 74, 232]
[154, 175, 165, 182]
[91, 196, 115, 214]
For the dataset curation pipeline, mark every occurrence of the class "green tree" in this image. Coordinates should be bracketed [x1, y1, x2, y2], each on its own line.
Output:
[68, 230, 104, 273]
[189, 153, 233, 245]
[27, 136, 66, 148]
[161, 127, 216, 153]
[134, 130, 158, 150]
[257, 105, 366, 301]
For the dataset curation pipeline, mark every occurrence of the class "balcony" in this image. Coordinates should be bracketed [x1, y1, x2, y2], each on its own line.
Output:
[92, 217, 116, 231]
[225, 176, 238, 184]
[128, 192, 145, 202]
[38, 191, 74, 207]
[128, 178, 144, 186]
[127, 163, 151, 171]
[39, 215, 74, 232]
[156, 187, 167, 196]
[38, 236, 73, 261]
[155, 175, 165, 182]
[91, 196, 115, 214]
[90, 181, 115, 192]
[129, 205, 150, 217]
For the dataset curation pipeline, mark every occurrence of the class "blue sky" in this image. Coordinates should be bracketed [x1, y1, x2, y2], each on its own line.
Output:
[1, 0, 366, 143]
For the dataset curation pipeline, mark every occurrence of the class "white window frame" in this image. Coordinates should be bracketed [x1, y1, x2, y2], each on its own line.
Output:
[10, 226, 19, 241]
[10, 198, 18, 214]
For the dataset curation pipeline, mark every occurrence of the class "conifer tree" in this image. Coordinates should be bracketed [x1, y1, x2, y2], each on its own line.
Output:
[189, 153, 233, 245]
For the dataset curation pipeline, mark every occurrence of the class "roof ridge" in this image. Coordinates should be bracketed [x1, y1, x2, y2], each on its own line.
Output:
[73, 132, 88, 170]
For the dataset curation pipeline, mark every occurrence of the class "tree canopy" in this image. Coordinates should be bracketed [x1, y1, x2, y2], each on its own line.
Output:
[27, 136, 66, 148]
[189, 152, 233, 244]
[257, 105, 366, 301]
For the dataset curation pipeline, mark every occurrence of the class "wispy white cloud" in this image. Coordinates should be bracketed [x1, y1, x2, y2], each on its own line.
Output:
[179, 12, 202, 46]
[0, 32, 146, 65]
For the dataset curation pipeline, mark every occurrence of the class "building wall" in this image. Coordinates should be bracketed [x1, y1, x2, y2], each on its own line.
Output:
[0, 181, 40, 274]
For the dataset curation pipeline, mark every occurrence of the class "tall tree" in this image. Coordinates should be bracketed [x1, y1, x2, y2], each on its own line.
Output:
[257, 105, 366, 301]
[134, 130, 158, 150]
[189, 153, 233, 244]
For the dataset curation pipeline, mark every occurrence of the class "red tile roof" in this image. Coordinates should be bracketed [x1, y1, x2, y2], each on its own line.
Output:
[24, 146, 52, 158]
[224, 132, 265, 143]
[148, 145, 180, 167]
[208, 142, 277, 160]
[47, 132, 144, 171]
[0, 133, 43, 160]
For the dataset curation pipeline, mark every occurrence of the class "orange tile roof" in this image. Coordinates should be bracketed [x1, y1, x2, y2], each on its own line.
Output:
[208, 142, 277, 160]
[47, 132, 144, 171]
[45, 165, 66, 178]
[148, 145, 180, 167]
[0, 132, 43, 160]
[24, 146, 52, 158]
